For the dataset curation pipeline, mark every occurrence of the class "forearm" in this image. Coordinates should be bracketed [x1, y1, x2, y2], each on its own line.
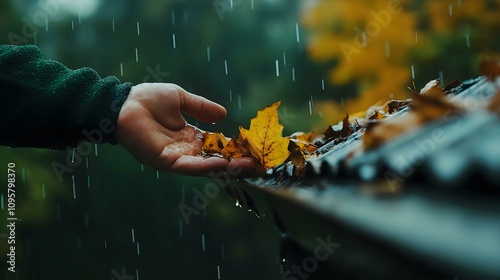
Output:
[0, 44, 132, 149]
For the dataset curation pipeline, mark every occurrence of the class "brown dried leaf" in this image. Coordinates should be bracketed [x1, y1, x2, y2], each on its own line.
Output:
[323, 114, 352, 140]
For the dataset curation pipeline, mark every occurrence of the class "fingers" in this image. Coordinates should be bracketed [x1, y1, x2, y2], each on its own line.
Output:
[169, 156, 266, 178]
[178, 88, 227, 123]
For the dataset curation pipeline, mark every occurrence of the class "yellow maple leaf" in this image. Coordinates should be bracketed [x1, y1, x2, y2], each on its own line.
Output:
[239, 101, 290, 169]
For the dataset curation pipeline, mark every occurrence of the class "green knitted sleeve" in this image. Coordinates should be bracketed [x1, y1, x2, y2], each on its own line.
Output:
[0, 44, 133, 149]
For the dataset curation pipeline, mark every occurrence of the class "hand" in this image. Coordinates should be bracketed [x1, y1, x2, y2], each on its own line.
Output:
[116, 83, 265, 177]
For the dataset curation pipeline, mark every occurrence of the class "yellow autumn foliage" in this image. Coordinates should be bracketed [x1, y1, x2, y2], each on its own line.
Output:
[301, 0, 500, 129]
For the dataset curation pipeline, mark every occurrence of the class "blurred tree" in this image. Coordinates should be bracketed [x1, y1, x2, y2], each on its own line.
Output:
[301, 0, 500, 130]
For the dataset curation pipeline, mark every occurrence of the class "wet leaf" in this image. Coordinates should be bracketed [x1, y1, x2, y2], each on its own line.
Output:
[239, 101, 290, 169]
[202, 132, 228, 154]
[287, 141, 306, 169]
[323, 114, 353, 140]
[221, 135, 251, 159]
[363, 79, 461, 150]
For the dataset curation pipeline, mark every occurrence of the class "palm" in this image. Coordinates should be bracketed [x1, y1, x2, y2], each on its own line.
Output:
[116, 83, 264, 177]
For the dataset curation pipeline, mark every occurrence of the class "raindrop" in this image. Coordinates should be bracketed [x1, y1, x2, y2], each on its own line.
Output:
[310, 95, 314, 106]
[201, 234, 206, 252]
[217, 265, 221, 279]
[84, 212, 89, 228]
[41, 184, 46, 199]
[131, 228, 136, 243]
[112, 20, 115, 32]
[385, 41, 391, 58]
[308, 101, 312, 115]
[136, 269, 140, 280]
[85, 157, 89, 169]
[104, 241, 107, 249]
[207, 46, 211, 62]
[230, 0, 233, 8]
[135, 48, 139, 62]
[72, 20, 74, 31]
[137, 21, 140, 36]
[465, 33, 471, 48]
[120, 62, 124, 77]
[362, 32, 367, 47]
[71, 149, 75, 163]
[178, 218, 183, 238]
[172, 10, 176, 25]
[77, 237, 82, 251]
[45, 18, 48, 32]
[292, 68, 296, 81]
[235, 199, 240, 207]
[321, 79, 325, 91]
[87, 175, 91, 188]
[237, 95, 241, 110]
[136, 242, 140, 255]
[295, 22, 300, 43]
[283, 52, 286, 66]
[224, 60, 228, 75]
[439, 71, 444, 86]
[449, 4, 453, 16]
[156, 170, 160, 180]
[229, 90, 232, 101]
[141, 164, 144, 172]
[0, 195, 4, 210]
[411, 65, 415, 80]
[94, 144, 98, 156]
[251, 0, 255, 10]
[172, 34, 176, 49]
[415, 31, 418, 43]
[72, 175, 76, 199]
[457, 0, 462, 8]
[275, 60, 280, 76]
